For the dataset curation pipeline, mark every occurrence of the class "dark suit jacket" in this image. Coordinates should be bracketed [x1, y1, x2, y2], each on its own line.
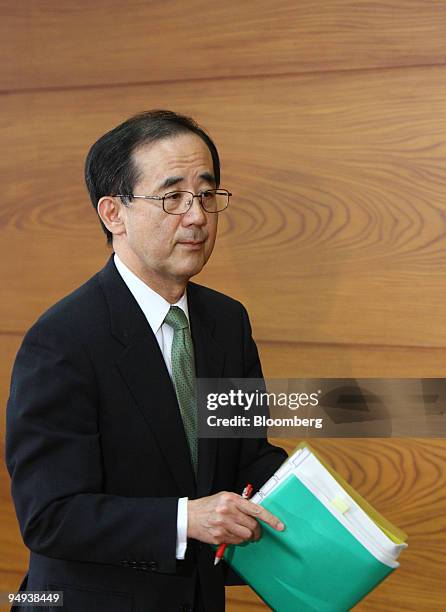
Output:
[5, 254, 287, 612]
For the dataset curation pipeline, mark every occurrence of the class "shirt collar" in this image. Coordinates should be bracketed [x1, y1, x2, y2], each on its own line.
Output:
[113, 252, 189, 335]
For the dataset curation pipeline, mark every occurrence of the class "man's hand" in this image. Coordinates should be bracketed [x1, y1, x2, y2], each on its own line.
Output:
[187, 491, 285, 545]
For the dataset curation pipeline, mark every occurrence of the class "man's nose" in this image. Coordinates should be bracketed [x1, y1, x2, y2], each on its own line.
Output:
[182, 195, 207, 225]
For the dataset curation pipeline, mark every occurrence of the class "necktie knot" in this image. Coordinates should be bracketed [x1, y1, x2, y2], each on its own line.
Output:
[164, 306, 189, 331]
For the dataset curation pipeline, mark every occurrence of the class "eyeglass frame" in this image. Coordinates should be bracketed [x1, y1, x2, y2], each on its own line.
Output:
[111, 188, 232, 215]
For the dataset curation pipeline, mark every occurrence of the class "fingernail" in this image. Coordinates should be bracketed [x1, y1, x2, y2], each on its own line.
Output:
[277, 521, 285, 530]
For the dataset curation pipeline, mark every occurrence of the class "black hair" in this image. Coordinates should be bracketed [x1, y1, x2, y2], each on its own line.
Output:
[84, 109, 220, 246]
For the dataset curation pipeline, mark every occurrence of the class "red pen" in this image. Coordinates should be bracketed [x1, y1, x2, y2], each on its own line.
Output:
[214, 483, 254, 566]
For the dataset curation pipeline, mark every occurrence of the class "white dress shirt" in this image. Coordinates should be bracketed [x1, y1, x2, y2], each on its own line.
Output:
[114, 253, 189, 560]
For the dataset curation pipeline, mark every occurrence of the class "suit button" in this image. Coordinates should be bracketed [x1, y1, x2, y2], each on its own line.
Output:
[139, 561, 151, 572]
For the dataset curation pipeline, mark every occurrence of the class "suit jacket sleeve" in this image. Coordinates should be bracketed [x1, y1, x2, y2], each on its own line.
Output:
[5, 318, 178, 573]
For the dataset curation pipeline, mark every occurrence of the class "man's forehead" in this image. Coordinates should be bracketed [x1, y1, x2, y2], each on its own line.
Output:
[132, 133, 213, 174]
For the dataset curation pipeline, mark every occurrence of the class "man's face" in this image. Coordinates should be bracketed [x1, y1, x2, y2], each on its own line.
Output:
[117, 133, 218, 286]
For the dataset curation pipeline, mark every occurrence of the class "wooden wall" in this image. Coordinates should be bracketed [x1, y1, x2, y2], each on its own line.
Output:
[1, 1, 446, 610]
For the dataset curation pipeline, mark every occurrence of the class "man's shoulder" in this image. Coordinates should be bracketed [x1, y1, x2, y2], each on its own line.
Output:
[28, 268, 105, 339]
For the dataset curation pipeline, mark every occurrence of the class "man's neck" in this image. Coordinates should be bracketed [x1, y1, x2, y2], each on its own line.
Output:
[114, 251, 187, 304]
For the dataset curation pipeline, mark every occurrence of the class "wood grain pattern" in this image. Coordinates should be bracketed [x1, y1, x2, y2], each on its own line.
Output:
[2, 1, 446, 91]
[257, 341, 446, 378]
[1, 66, 446, 349]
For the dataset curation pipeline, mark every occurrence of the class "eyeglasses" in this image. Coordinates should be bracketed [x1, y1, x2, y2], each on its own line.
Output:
[112, 189, 231, 215]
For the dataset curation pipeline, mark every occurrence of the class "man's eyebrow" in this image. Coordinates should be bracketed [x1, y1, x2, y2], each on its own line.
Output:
[159, 176, 183, 191]
[158, 172, 216, 191]
[199, 172, 216, 186]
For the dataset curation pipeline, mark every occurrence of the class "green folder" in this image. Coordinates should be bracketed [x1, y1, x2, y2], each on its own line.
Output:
[224, 444, 407, 611]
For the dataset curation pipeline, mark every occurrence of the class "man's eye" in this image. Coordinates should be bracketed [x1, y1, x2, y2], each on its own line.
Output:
[202, 191, 214, 198]
[168, 193, 182, 200]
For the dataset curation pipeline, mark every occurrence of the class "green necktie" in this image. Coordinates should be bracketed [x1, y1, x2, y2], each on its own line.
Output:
[164, 306, 198, 474]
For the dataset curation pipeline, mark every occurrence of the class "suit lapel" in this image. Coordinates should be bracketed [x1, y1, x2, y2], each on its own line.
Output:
[98, 255, 196, 496]
[115, 340, 197, 496]
[188, 282, 225, 497]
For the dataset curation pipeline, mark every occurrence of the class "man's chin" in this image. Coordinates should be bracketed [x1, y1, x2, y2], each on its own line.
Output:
[183, 264, 205, 280]
[176, 258, 208, 281]
[168, 247, 213, 281]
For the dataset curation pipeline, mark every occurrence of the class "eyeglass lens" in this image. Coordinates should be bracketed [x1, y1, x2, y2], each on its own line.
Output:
[164, 190, 228, 214]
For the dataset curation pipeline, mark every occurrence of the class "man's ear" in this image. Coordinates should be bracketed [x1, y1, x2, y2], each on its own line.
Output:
[97, 196, 127, 238]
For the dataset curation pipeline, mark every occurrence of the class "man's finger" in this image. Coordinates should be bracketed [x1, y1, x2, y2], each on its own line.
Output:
[230, 512, 258, 533]
[237, 498, 285, 531]
[252, 523, 262, 541]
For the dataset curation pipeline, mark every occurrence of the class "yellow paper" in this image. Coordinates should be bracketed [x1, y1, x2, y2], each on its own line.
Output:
[292, 441, 408, 545]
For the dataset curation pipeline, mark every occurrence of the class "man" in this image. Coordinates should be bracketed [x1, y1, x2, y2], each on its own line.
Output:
[6, 110, 287, 611]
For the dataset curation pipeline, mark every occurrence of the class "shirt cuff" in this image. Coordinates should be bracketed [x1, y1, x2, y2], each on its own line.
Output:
[176, 497, 188, 559]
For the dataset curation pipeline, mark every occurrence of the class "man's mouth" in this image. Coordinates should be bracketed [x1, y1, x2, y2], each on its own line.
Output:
[177, 239, 206, 249]
[178, 238, 206, 245]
